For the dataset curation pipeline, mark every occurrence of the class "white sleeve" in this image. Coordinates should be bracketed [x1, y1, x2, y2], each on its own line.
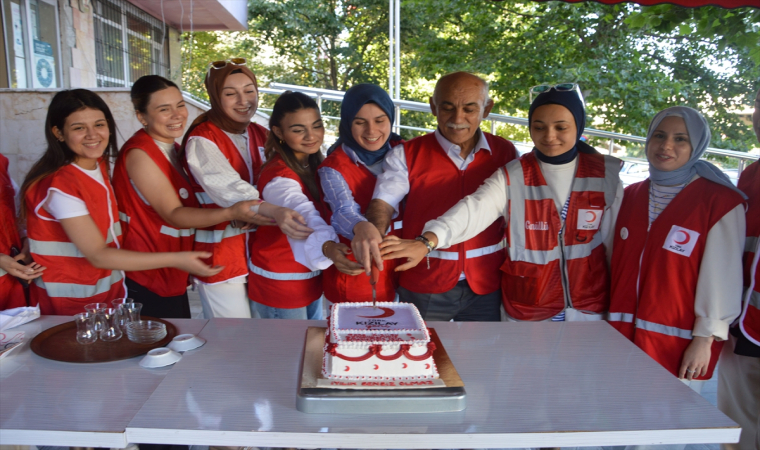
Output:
[43, 189, 89, 220]
[262, 177, 337, 271]
[602, 181, 625, 265]
[423, 168, 508, 249]
[185, 136, 260, 208]
[372, 144, 409, 214]
[692, 204, 746, 340]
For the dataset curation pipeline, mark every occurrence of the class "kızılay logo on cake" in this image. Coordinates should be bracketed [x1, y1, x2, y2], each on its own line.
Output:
[662, 225, 700, 257]
[577, 209, 602, 230]
[356, 307, 397, 328]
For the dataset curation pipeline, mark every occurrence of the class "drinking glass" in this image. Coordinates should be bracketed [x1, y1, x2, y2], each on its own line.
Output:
[112, 298, 134, 331]
[84, 303, 107, 333]
[99, 308, 123, 342]
[123, 302, 143, 324]
[74, 312, 97, 344]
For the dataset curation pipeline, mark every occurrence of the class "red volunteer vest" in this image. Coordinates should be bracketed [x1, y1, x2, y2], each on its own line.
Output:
[609, 178, 744, 379]
[401, 132, 517, 295]
[26, 161, 125, 315]
[738, 161, 760, 346]
[113, 130, 199, 296]
[0, 154, 27, 310]
[501, 151, 620, 321]
[319, 144, 400, 303]
[184, 121, 267, 283]
[248, 155, 323, 308]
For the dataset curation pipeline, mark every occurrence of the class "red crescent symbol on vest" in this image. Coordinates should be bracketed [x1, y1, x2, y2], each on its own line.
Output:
[674, 230, 691, 245]
[585, 210, 597, 223]
[358, 307, 395, 319]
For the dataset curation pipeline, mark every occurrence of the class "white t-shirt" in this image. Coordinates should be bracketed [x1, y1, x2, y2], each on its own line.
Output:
[43, 165, 104, 220]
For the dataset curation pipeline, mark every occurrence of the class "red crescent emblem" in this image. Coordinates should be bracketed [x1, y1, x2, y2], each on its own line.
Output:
[674, 230, 691, 245]
[358, 307, 396, 319]
[344, 366, 350, 371]
[402, 363, 407, 369]
[373, 364, 379, 370]
[585, 210, 597, 223]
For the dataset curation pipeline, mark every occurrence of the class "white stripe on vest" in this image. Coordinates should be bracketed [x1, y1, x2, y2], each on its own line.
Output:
[195, 224, 245, 243]
[29, 238, 84, 258]
[247, 261, 321, 281]
[195, 192, 215, 205]
[160, 225, 195, 238]
[34, 270, 123, 298]
[607, 312, 634, 323]
[635, 318, 693, 340]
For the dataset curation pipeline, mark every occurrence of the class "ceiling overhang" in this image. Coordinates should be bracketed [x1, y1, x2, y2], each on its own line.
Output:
[127, 0, 248, 32]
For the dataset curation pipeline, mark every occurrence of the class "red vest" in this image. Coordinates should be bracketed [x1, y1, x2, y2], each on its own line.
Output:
[184, 121, 267, 283]
[26, 161, 125, 315]
[738, 161, 760, 346]
[501, 152, 620, 321]
[319, 144, 399, 303]
[0, 154, 27, 310]
[609, 178, 744, 379]
[113, 130, 199, 296]
[248, 155, 323, 308]
[401, 132, 517, 295]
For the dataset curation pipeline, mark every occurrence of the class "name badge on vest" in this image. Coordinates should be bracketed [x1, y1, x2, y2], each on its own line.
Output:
[258, 146, 266, 162]
[663, 225, 700, 257]
[577, 209, 603, 230]
[179, 188, 189, 199]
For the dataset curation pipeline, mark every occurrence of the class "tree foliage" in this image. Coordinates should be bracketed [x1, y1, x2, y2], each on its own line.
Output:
[181, 0, 760, 153]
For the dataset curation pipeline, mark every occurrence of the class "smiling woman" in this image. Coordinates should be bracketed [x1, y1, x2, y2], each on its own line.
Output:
[19, 89, 223, 315]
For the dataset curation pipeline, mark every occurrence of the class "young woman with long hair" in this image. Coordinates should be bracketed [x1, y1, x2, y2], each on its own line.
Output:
[248, 91, 338, 319]
[21, 89, 218, 315]
[182, 59, 311, 319]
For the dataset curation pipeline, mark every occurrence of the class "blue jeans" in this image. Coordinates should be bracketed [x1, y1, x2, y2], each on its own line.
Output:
[251, 297, 322, 320]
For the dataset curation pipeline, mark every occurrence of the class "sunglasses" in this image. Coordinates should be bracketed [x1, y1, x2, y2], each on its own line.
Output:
[206, 58, 247, 76]
[530, 83, 585, 106]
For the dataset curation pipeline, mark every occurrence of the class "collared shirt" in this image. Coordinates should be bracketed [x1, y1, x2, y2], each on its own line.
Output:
[185, 130, 259, 208]
[373, 129, 492, 214]
[318, 144, 384, 240]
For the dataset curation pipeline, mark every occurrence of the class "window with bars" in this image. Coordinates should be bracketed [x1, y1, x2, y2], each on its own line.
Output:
[93, 0, 168, 87]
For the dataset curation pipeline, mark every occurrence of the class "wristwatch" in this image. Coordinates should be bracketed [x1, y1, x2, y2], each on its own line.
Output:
[415, 235, 435, 254]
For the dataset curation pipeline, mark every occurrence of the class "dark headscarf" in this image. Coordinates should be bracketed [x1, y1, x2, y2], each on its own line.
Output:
[646, 106, 746, 198]
[190, 62, 258, 135]
[332, 84, 401, 166]
[528, 89, 593, 165]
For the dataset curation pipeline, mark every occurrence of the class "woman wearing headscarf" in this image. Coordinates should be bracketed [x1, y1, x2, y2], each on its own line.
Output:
[608, 106, 746, 394]
[318, 84, 404, 308]
[385, 85, 624, 322]
[182, 59, 311, 318]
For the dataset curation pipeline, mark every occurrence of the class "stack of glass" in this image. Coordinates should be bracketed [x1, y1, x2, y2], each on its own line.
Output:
[126, 320, 167, 344]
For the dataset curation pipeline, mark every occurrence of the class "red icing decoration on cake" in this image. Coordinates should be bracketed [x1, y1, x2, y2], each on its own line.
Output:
[326, 342, 436, 362]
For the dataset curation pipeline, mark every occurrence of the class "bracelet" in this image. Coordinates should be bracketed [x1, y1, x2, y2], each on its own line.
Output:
[415, 235, 435, 270]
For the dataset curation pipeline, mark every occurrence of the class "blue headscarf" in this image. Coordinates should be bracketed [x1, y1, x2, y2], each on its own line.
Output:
[646, 106, 745, 198]
[528, 89, 593, 164]
[333, 84, 400, 166]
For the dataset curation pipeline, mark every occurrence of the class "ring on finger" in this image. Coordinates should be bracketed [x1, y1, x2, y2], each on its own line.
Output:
[686, 369, 695, 373]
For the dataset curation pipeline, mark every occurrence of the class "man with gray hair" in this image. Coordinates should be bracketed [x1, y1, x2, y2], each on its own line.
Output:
[351, 71, 518, 321]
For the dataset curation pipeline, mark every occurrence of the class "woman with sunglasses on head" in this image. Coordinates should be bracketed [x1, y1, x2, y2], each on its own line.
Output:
[318, 84, 404, 308]
[112, 75, 269, 318]
[384, 84, 624, 322]
[608, 107, 745, 397]
[183, 59, 312, 319]
[21, 89, 220, 315]
[248, 91, 338, 319]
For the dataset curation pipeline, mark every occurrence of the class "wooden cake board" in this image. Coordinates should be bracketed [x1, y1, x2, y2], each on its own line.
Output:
[296, 327, 466, 414]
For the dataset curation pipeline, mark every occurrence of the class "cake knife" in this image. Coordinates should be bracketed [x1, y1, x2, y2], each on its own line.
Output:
[370, 264, 379, 308]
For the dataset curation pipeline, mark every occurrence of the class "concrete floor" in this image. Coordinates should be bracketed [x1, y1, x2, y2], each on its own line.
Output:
[186, 288, 724, 450]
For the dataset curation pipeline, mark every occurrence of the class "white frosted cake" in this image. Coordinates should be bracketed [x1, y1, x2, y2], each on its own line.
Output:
[322, 302, 439, 382]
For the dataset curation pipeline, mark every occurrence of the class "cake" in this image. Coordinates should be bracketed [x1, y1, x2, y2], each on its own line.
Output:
[322, 302, 439, 383]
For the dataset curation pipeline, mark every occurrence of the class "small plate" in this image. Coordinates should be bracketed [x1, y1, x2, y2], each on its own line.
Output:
[167, 334, 206, 352]
[139, 347, 181, 368]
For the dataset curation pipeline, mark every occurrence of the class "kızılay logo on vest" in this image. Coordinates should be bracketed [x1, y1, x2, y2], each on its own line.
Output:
[662, 225, 700, 257]
[577, 209, 603, 230]
[525, 221, 549, 231]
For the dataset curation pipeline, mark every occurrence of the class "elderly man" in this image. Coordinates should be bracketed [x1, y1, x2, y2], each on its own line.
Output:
[717, 87, 760, 450]
[352, 72, 518, 321]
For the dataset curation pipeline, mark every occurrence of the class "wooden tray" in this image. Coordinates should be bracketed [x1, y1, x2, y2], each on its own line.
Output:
[30, 316, 176, 363]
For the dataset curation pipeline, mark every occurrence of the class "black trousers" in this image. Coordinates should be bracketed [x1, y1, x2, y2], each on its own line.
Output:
[125, 277, 191, 319]
[397, 279, 501, 322]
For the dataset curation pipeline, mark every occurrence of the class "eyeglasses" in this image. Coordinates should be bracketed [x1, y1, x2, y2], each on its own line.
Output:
[206, 58, 247, 76]
[529, 83, 585, 106]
